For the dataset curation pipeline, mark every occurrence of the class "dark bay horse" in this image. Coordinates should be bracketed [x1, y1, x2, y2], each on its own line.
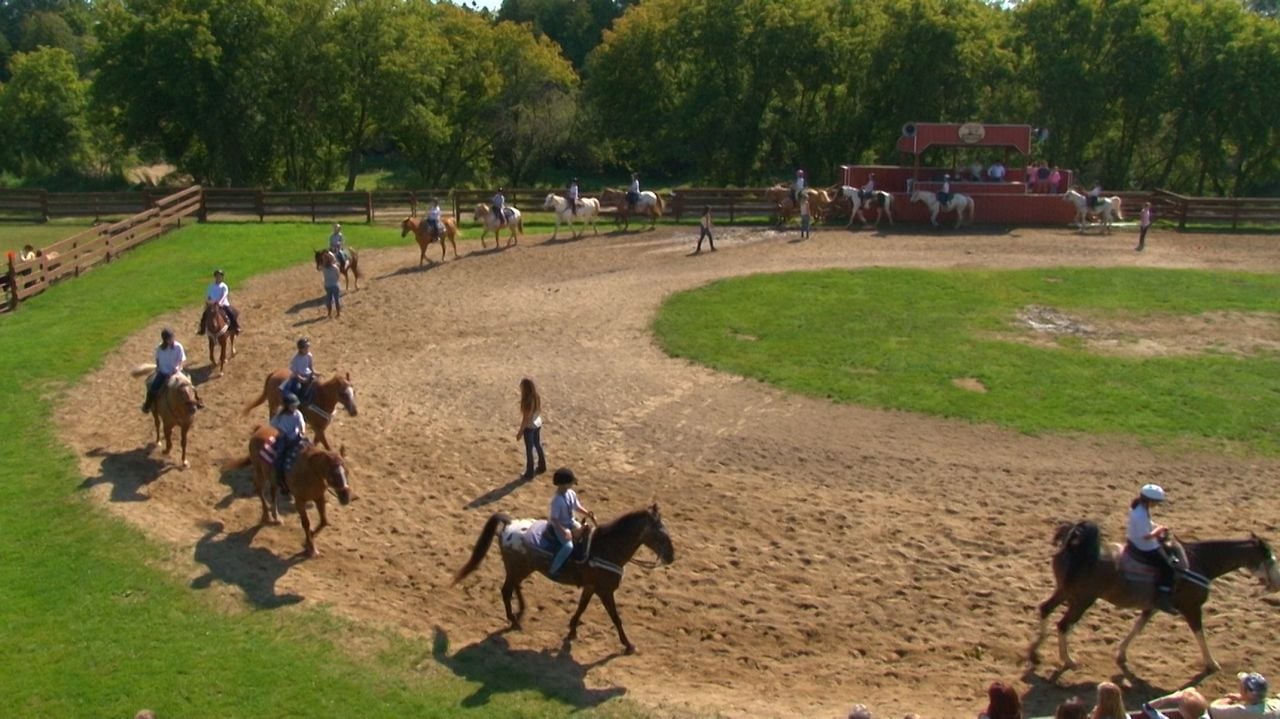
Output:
[202, 302, 235, 376]
[1029, 520, 1280, 674]
[401, 215, 459, 265]
[452, 504, 675, 654]
[131, 365, 201, 468]
[314, 248, 360, 290]
[225, 424, 352, 557]
[243, 369, 358, 449]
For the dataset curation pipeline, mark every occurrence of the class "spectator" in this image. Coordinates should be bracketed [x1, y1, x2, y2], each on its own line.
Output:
[1092, 681, 1128, 719]
[969, 161, 984, 181]
[1036, 163, 1052, 193]
[1048, 166, 1062, 194]
[988, 161, 1007, 182]
[516, 377, 546, 481]
[1056, 697, 1089, 719]
[1143, 688, 1210, 719]
[1209, 672, 1280, 718]
[695, 205, 715, 253]
[1136, 202, 1154, 252]
[980, 681, 1023, 719]
[848, 704, 874, 719]
[800, 196, 812, 239]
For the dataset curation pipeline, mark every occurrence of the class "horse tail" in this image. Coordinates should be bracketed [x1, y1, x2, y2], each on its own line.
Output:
[452, 512, 511, 585]
[517, 216, 524, 235]
[130, 363, 157, 378]
[351, 253, 362, 279]
[1053, 520, 1101, 584]
[223, 455, 252, 472]
[1112, 197, 1124, 221]
[653, 193, 665, 217]
[243, 386, 269, 417]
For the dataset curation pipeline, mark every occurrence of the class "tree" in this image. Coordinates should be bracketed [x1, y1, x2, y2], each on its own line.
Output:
[0, 46, 89, 175]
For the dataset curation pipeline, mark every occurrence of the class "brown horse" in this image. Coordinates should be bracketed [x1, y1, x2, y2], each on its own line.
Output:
[201, 302, 235, 376]
[765, 184, 831, 225]
[131, 365, 201, 468]
[226, 425, 352, 556]
[1029, 521, 1280, 674]
[452, 504, 675, 654]
[243, 370, 358, 449]
[600, 188, 665, 231]
[400, 215, 459, 265]
[314, 248, 360, 290]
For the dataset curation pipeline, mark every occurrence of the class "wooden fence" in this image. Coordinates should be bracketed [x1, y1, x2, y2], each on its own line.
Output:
[667, 188, 779, 222]
[1149, 190, 1280, 230]
[3, 186, 202, 312]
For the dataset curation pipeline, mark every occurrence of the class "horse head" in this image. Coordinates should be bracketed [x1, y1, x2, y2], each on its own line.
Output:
[174, 376, 201, 418]
[472, 204, 487, 223]
[323, 450, 352, 506]
[641, 503, 675, 566]
[910, 190, 924, 204]
[331, 372, 358, 417]
[400, 216, 416, 238]
[1249, 534, 1280, 593]
[543, 193, 558, 211]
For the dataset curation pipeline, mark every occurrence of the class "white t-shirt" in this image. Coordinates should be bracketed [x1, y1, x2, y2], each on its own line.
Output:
[862, 179, 875, 193]
[329, 232, 344, 251]
[206, 281, 230, 305]
[1209, 697, 1280, 719]
[289, 352, 314, 379]
[1127, 504, 1160, 551]
[989, 163, 1006, 180]
[629, 179, 640, 193]
[427, 206, 442, 222]
[794, 176, 806, 191]
[155, 342, 186, 375]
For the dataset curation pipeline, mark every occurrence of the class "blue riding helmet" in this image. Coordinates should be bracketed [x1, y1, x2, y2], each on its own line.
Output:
[283, 393, 300, 407]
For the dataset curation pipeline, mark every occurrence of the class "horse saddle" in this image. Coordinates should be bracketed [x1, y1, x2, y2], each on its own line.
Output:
[937, 193, 953, 207]
[517, 519, 592, 563]
[260, 435, 308, 476]
[1116, 541, 1189, 582]
[502, 207, 515, 222]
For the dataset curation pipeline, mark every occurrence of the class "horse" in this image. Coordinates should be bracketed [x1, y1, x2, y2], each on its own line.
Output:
[314, 248, 360, 290]
[201, 302, 236, 376]
[910, 189, 976, 229]
[452, 504, 675, 654]
[243, 369, 358, 450]
[543, 193, 601, 240]
[472, 203, 523, 248]
[130, 365, 201, 469]
[833, 185, 894, 228]
[400, 215, 459, 265]
[1028, 520, 1280, 674]
[599, 188, 664, 231]
[1063, 189, 1124, 234]
[225, 425, 352, 557]
[765, 184, 832, 225]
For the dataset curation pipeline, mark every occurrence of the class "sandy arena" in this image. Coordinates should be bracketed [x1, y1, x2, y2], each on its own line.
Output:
[61, 223, 1280, 718]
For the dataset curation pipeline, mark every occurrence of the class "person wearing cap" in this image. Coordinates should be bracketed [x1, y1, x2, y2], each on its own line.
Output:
[1205, 673, 1280, 719]
[567, 177, 581, 216]
[1127, 483, 1177, 613]
[142, 328, 187, 413]
[548, 468, 594, 578]
[627, 172, 641, 211]
[199, 269, 240, 336]
[282, 338, 316, 401]
[328, 223, 347, 270]
[847, 703, 873, 719]
[492, 187, 506, 226]
[270, 392, 307, 492]
[792, 168, 806, 205]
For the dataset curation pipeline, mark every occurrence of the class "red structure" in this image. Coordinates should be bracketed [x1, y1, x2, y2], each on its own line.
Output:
[840, 122, 1078, 225]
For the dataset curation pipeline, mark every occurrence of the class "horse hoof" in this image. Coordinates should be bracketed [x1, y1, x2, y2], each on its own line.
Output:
[623, 644, 636, 655]
[304, 547, 319, 558]
[1206, 661, 1222, 674]
[181, 460, 190, 469]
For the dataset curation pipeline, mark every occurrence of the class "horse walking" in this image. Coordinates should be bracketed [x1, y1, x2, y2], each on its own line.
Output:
[473, 203, 522, 248]
[765, 185, 832, 225]
[452, 504, 675, 654]
[243, 369, 358, 450]
[130, 365, 201, 468]
[1029, 520, 1280, 674]
[1063, 189, 1124, 233]
[314, 248, 360, 290]
[401, 215, 459, 265]
[910, 189, 975, 228]
[600, 188, 664, 231]
[833, 185, 894, 228]
[201, 302, 236, 376]
[543, 193, 601, 240]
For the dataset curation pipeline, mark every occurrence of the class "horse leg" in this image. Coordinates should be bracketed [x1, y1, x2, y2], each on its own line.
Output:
[162, 420, 174, 456]
[208, 335, 216, 368]
[566, 586, 595, 641]
[314, 496, 329, 535]
[931, 208, 940, 227]
[449, 234, 458, 259]
[298, 504, 318, 557]
[152, 411, 162, 448]
[1028, 588, 1068, 664]
[501, 576, 522, 628]
[419, 243, 427, 266]
[598, 589, 635, 654]
[1055, 597, 1096, 670]
[313, 427, 331, 451]
[179, 424, 190, 469]
[1115, 609, 1155, 671]
[228, 331, 236, 359]
[1182, 605, 1220, 673]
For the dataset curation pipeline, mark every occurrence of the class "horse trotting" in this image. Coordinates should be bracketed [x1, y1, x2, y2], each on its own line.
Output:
[314, 248, 361, 290]
[1029, 520, 1280, 674]
[833, 185, 895, 228]
[243, 369, 358, 449]
[544, 193, 601, 240]
[401, 215, 459, 265]
[452, 504, 675, 654]
[910, 189, 975, 229]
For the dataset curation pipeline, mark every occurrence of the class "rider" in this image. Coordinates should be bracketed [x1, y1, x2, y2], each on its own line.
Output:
[627, 172, 641, 211]
[328, 223, 347, 269]
[1088, 181, 1103, 210]
[548, 467, 594, 578]
[859, 173, 877, 201]
[568, 177, 581, 216]
[792, 168, 806, 205]
[142, 328, 187, 413]
[270, 392, 307, 494]
[199, 269, 241, 336]
[1127, 483, 1177, 613]
[492, 187, 507, 227]
[426, 198, 443, 241]
[938, 174, 952, 207]
[283, 337, 316, 402]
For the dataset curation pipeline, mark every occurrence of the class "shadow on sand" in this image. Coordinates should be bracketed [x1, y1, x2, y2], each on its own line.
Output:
[1019, 662, 1186, 716]
[190, 520, 304, 608]
[465, 473, 535, 510]
[80, 446, 179, 502]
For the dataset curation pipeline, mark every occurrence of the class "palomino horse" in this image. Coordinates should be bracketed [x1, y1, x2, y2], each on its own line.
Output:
[226, 425, 352, 556]
[472, 204, 523, 248]
[201, 302, 236, 376]
[543, 193, 601, 240]
[600, 188, 664, 231]
[243, 369, 358, 450]
[1029, 520, 1280, 674]
[130, 365, 201, 468]
[1063, 189, 1124, 233]
[910, 189, 976, 229]
[400, 215, 459, 265]
[314, 248, 360, 290]
[765, 184, 832, 224]
[833, 185, 895, 228]
[453, 504, 675, 654]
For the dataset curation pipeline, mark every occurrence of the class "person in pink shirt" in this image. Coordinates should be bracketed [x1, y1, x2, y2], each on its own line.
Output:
[1137, 201, 1154, 251]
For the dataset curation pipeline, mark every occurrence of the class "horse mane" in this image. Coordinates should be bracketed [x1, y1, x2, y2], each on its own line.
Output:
[595, 507, 653, 536]
[1054, 520, 1100, 583]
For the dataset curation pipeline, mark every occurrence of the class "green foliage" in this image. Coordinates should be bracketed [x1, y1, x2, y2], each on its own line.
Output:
[655, 268, 1280, 454]
[0, 47, 89, 175]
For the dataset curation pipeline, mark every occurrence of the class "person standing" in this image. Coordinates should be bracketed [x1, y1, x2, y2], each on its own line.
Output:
[1136, 202, 1154, 252]
[142, 328, 187, 413]
[547, 468, 594, 578]
[800, 196, 812, 239]
[516, 377, 546, 481]
[319, 252, 341, 319]
[695, 205, 715, 253]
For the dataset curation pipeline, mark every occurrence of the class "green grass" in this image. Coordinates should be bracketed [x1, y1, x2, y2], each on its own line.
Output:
[0, 222, 655, 718]
[0, 219, 103, 256]
[654, 268, 1280, 455]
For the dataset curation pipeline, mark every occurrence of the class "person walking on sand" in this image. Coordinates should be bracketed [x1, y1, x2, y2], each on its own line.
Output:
[1136, 202, 1154, 252]
[516, 377, 546, 481]
[695, 206, 715, 253]
[800, 196, 812, 239]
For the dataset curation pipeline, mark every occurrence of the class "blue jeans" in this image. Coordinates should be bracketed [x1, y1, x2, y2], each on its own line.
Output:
[550, 531, 574, 576]
[145, 372, 172, 407]
[522, 427, 545, 477]
[324, 284, 340, 313]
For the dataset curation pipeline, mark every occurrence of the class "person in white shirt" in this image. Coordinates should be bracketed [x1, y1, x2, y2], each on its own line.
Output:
[627, 173, 641, 211]
[492, 188, 506, 226]
[548, 468, 594, 578]
[1088, 181, 1103, 209]
[568, 177, 581, 215]
[328, 223, 347, 269]
[1127, 483, 1176, 613]
[270, 392, 307, 493]
[988, 161, 1006, 182]
[859, 173, 877, 201]
[792, 168, 806, 205]
[143, 328, 187, 413]
[199, 269, 240, 335]
[938, 174, 953, 207]
[426, 199, 443, 241]
[283, 337, 316, 400]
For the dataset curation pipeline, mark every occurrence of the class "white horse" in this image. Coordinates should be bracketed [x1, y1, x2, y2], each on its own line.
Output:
[1063, 189, 1124, 234]
[834, 186, 894, 228]
[472, 203, 523, 248]
[543, 193, 601, 240]
[910, 190, 976, 229]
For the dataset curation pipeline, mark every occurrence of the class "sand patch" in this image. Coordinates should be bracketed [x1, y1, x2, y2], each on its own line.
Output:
[1008, 306, 1280, 358]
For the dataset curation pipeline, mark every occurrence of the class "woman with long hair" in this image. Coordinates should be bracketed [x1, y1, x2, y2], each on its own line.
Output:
[516, 377, 546, 480]
[1091, 681, 1127, 719]
[980, 681, 1023, 719]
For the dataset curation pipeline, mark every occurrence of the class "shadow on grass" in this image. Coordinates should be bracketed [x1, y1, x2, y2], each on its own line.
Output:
[429, 626, 626, 710]
[191, 520, 304, 608]
[80, 446, 178, 502]
[465, 472, 535, 509]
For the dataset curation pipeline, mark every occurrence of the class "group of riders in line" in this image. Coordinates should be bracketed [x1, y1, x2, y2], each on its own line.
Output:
[788, 167, 1107, 211]
[488, 173, 646, 226]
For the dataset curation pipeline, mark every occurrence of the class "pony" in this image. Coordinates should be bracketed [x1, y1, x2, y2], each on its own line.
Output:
[314, 248, 360, 291]
[1063, 189, 1124, 233]
[1028, 520, 1280, 674]
[400, 215, 459, 265]
[225, 424, 352, 557]
[453, 504, 675, 654]
[765, 184, 832, 225]
[543, 193, 601, 240]
[243, 370, 358, 450]
[599, 188, 664, 231]
[130, 365, 201, 469]
[833, 185, 894, 228]
[201, 302, 236, 377]
[472, 203, 523, 248]
[910, 189, 976, 229]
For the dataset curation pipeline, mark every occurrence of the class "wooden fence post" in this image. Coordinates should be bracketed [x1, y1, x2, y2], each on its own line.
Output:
[366, 191, 374, 223]
[198, 187, 208, 222]
[257, 189, 265, 222]
[39, 190, 49, 223]
[310, 192, 317, 223]
[4, 252, 17, 312]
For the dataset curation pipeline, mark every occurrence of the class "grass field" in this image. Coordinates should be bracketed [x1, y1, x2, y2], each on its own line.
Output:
[0, 222, 651, 718]
[654, 267, 1280, 456]
[0, 219, 102, 256]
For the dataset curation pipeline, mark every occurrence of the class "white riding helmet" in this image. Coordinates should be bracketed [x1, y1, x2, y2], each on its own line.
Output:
[1140, 483, 1166, 502]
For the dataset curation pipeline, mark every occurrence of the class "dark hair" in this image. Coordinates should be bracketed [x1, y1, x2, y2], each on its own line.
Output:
[1053, 696, 1087, 719]
[702, 205, 711, 213]
[985, 682, 1023, 719]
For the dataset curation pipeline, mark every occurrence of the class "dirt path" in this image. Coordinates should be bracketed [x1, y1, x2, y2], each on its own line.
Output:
[61, 225, 1280, 718]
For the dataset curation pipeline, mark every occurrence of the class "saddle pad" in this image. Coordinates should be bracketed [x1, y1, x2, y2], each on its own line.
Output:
[499, 518, 544, 556]
[1116, 543, 1161, 581]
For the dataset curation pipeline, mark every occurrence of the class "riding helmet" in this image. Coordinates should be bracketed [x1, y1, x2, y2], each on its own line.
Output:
[1139, 483, 1166, 502]
[213, 269, 224, 277]
[283, 393, 300, 408]
[160, 328, 175, 340]
[297, 337, 310, 350]
[552, 468, 577, 486]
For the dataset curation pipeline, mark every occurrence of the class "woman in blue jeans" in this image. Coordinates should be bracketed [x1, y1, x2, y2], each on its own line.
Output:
[516, 377, 546, 480]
